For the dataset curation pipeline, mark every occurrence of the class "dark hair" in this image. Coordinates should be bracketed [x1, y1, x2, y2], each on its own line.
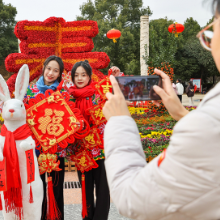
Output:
[71, 60, 92, 83]
[42, 55, 64, 83]
[212, 0, 220, 14]
[189, 81, 193, 87]
[177, 79, 182, 83]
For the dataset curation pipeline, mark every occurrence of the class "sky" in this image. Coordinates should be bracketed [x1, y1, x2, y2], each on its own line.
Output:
[3, 0, 213, 27]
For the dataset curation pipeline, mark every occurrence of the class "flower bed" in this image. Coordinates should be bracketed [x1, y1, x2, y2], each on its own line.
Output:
[130, 106, 196, 160]
[0, 106, 197, 157]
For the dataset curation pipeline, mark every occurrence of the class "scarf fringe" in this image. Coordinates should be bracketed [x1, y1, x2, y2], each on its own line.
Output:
[4, 187, 23, 220]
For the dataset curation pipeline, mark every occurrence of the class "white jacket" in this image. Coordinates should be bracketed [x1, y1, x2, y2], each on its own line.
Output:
[176, 82, 184, 95]
[104, 82, 220, 220]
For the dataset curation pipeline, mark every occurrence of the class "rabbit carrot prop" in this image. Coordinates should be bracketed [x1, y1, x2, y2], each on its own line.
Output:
[0, 64, 43, 220]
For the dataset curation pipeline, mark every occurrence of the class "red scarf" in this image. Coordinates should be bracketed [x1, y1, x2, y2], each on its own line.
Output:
[1, 124, 33, 219]
[69, 83, 96, 123]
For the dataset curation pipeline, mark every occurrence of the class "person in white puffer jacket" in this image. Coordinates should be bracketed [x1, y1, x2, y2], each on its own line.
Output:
[176, 79, 184, 102]
[102, 1, 220, 219]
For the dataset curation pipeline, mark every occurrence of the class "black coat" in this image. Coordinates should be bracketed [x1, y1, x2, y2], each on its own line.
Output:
[186, 85, 194, 97]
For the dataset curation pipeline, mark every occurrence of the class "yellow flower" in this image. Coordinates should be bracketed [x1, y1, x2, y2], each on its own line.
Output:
[0, 114, 4, 122]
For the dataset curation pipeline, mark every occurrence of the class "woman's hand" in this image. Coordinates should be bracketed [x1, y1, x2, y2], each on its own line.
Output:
[153, 68, 189, 121]
[103, 75, 131, 121]
[110, 66, 120, 77]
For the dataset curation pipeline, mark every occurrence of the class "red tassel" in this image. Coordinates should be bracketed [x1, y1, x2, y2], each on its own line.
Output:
[29, 184, 34, 203]
[81, 173, 88, 218]
[4, 187, 23, 220]
[0, 194, 3, 210]
[47, 176, 61, 220]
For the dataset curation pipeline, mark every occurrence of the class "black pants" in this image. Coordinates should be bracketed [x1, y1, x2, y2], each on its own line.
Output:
[41, 157, 65, 220]
[178, 95, 182, 102]
[77, 159, 110, 220]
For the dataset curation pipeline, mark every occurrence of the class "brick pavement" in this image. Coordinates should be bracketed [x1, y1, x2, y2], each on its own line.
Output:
[0, 172, 130, 219]
[64, 171, 82, 205]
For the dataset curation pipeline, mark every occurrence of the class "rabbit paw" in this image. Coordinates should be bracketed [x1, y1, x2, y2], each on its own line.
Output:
[20, 140, 35, 151]
[0, 152, 3, 162]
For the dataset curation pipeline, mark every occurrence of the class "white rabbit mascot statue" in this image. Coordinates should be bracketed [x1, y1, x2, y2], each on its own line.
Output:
[0, 64, 43, 220]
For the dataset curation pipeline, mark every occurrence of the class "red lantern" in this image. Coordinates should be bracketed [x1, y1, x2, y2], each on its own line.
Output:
[168, 23, 184, 37]
[107, 29, 121, 43]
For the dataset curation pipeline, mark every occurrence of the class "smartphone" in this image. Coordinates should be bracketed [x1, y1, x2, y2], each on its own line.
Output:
[115, 75, 162, 101]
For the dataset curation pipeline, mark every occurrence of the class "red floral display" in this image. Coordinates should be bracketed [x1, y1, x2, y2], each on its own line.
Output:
[146, 63, 174, 113]
[5, 17, 110, 95]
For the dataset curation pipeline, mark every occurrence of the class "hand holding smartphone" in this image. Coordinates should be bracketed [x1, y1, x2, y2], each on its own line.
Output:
[115, 75, 162, 101]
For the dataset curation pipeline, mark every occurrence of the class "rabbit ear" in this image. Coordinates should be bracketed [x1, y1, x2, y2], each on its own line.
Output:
[15, 64, 30, 101]
[0, 74, 10, 102]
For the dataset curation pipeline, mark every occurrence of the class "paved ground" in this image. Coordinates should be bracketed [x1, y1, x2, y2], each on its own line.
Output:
[0, 204, 131, 220]
[0, 171, 131, 220]
[182, 93, 205, 106]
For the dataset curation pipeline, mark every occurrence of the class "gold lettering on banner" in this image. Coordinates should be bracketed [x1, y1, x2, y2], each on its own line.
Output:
[38, 108, 65, 136]
[85, 134, 95, 145]
[101, 82, 112, 94]
[78, 156, 86, 167]
[94, 109, 104, 120]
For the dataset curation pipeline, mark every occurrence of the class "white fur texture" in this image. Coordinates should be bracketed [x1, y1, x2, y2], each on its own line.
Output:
[0, 74, 10, 102]
[0, 64, 43, 220]
[15, 64, 30, 101]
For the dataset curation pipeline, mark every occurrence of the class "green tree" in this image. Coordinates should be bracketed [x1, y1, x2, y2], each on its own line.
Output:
[0, 0, 18, 65]
[144, 16, 217, 83]
[143, 18, 177, 68]
[175, 38, 218, 83]
[174, 17, 201, 80]
[174, 17, 219, 83]
[181, 17, 201, 42]
[77, 0, 152, 75]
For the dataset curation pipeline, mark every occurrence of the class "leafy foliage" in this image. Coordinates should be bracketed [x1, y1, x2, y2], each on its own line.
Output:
[77, 0, 152, 75]
[0, 0, 18, 65]
[143, 18, 177, 68]
[144, 16, 217, 83]
[175, 38, 217, 82]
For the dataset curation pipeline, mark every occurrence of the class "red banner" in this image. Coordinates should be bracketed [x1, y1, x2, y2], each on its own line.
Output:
[25, 149, 35, 184]
[82, 127, 103, 150]
[95, 77, 112, 100]
[86, 101, 107, 126]
[26, 90, 80, 153]
[0, 158, 7, 191]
